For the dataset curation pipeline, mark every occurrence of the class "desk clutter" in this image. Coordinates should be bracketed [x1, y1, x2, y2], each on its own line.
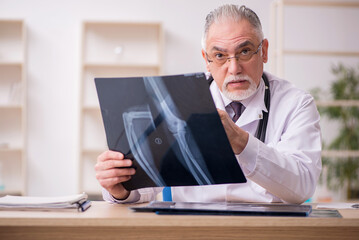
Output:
[0, 192, 91, 212]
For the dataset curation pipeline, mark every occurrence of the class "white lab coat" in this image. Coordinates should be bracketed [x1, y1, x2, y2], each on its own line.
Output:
[102, 71, 322, 204]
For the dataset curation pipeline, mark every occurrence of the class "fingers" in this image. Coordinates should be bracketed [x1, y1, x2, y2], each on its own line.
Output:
[216, 108, 248, 154]
[95, 159, 132, 171]
[217, 108, 227, 115]
[97, 176, 132, 190]
[95, 167, 136, 181]
[95, 150, 136, 187]
[94, 150, 134, 200]
[217, 108, 233, 126]
[95, 150, 132, 170]
[217, 108, 231, 123]
[97, 150, 124, 162]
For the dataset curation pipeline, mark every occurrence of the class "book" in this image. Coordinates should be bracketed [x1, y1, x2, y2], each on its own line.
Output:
[0, 192, 91, 212]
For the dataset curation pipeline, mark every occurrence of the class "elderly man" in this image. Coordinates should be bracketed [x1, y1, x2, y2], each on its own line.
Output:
[95, 4, 322, 204]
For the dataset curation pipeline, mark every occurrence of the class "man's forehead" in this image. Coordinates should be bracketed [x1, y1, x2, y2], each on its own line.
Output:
[209, 40, 255, 52]
[206, 19, 258, 50]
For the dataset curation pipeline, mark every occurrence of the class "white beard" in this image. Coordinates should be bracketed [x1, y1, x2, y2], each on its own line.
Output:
[222, 74, 257, 101]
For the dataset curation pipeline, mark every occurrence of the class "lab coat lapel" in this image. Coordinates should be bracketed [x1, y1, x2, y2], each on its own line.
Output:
[236, 80, 268, 128]
[209, 78, 268, 128]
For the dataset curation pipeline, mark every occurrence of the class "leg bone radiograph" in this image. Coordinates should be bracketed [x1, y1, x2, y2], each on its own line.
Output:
[143, 76, 214, 185]
[123, 106, 165, 186]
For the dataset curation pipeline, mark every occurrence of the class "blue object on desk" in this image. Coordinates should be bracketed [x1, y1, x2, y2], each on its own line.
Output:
[77, 200, 92, 212]
[163, 187, 172, 202]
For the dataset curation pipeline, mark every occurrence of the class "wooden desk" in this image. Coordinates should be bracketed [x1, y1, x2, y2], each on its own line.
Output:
[0, 201, 358, 240]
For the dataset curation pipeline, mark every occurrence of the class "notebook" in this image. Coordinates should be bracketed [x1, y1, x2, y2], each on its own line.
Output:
[95, 72, 246, 191]
[131, 201, 313, 217]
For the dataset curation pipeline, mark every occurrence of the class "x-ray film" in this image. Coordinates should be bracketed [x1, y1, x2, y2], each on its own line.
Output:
[95, 73, 246, 191]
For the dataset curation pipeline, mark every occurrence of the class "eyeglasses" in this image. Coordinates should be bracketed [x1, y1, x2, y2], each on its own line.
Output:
[206, 40, 264, 66]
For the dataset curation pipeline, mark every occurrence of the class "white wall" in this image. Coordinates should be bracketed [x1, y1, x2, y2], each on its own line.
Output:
[1, 0, 358, 197]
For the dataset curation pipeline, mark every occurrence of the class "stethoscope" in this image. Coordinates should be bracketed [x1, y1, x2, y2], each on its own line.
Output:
[208, 73, 270, 143]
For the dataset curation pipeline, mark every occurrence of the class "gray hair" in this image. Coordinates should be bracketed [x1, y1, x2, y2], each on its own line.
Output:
[201, 4, 264, 50]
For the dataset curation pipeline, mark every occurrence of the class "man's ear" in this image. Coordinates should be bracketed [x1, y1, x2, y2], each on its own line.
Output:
[261, 39, 269, 63]
[202, 49, 211, 72]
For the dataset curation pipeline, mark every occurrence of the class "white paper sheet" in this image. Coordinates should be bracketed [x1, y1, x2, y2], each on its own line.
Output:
[0, 193, 89, 210]
[316, 202, 359, 209]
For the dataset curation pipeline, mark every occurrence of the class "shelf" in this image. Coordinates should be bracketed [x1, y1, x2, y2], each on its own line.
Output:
[0, 104, 24, 149]
[0, 147, 22, 153]
[78, 21, 163, 194]
[85, 190, 103, 196]
[84, 63, 160, 68]
[82, 65, 161, 107]
[270, 1, 359, 77]
[0, 105, 22, 109]
[82, 149, 106, 154]
[83, 21, 162, 66]
[283, 50, 359, 57]
[0, 19, 26, 196]
[0, 62, 23, 66]
[283, 0, 359, 8]
[0, 150, 24, 194]
[0, 190, 22, 197]
[0, 20, 24, 63]
[270, 2, 359, 202]
[83, 106, 100, 111]
[322, 150, 359, 158]
[316, 100, 359, 107]
[0, 64, 23, 105]
[81, 152, 102, 195]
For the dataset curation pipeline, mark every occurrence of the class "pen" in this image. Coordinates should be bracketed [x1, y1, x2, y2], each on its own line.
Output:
[352, 204, 359, 209]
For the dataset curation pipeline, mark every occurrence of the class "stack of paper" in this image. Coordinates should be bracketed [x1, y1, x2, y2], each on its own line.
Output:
[0, 192, 91, 212]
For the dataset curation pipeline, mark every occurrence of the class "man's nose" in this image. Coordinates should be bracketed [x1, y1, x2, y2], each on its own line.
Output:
[227, 57, 242, 75]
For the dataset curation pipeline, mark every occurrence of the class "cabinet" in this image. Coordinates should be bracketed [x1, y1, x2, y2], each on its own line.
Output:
[78, 21, 163, 198]
[0, 20, 27, 196]
[270, 0, 359, 200]
[270, 0, 359, 157]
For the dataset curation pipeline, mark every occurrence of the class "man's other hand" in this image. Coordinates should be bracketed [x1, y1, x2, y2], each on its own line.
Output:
[217, 108, 249, 154]
[95, 150, 136, 200]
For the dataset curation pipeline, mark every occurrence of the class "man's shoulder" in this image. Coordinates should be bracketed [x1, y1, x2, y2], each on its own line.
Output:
[265, 71, 310, 98]
[265, 71, 293, 89]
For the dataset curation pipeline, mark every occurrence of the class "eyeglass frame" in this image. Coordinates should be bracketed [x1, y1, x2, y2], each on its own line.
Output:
[205, 40, 264, 66]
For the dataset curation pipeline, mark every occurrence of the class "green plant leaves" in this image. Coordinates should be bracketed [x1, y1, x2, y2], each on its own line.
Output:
[313, 64, 359, 198]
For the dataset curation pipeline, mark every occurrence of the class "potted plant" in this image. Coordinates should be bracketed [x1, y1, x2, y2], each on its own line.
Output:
[313, 64, 359, 200]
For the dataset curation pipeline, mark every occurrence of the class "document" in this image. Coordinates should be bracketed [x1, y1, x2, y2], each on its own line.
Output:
[317, 202, 359, 209]
[0, 192, 91, 212]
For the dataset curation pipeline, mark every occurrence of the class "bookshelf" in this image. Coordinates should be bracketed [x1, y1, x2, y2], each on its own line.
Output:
[270, 0, 359, 158]
[78, 21, 163, 198]
[270, 0, 359, 200]
[0, 20, 27, 196]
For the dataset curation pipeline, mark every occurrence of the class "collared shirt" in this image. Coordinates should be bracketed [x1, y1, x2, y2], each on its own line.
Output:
[103, 71, 322, 204]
